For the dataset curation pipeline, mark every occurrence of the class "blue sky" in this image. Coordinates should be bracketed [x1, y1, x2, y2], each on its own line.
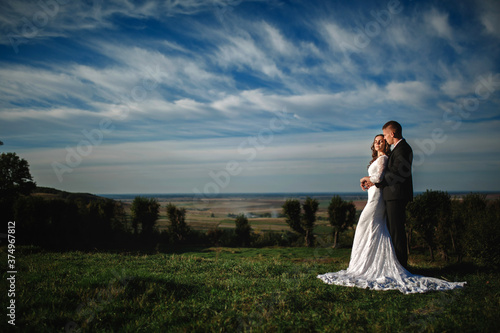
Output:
[0, 0, 499, 195]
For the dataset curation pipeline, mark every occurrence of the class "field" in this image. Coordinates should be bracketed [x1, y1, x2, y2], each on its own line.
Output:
[115, 193, 368, 234]
[1, 246, 498, 332]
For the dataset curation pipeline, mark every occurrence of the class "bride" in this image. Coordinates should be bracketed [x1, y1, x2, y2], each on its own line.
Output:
[317, 134, 466, 294]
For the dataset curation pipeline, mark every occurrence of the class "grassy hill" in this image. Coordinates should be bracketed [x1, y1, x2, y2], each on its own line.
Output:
[1, 246, 497, 332]
[33, 186, 107, 203]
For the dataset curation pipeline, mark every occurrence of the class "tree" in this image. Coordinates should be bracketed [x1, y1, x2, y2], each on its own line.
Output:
[282, 197, 319, 247]
[14, 196, 81, 249]
[0, 152, 36, 197]
[459, 193, 500, 268]
[282, 199, 303, 233]
[166, 203, 190, 241]
[432, 192, 453, 261]
[235, 214, 252, 246]
[84, 199, 125, 245]
[327, 195, 356, 248]
[302, 197, 319, 247]
[1, 152, 36, 223]
[406, 190, 451, 261]
[45, 199, 81, 249]
[13, 195, 49, 245]
[130, 197, 160, 235]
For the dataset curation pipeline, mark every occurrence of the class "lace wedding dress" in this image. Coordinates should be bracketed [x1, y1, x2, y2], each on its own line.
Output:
[317, 155, 466, 294]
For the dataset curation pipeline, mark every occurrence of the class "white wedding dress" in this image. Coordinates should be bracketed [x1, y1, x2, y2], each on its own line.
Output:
[317, 155, 466, 294]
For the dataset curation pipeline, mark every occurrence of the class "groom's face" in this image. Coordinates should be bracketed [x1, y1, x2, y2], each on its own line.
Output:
[383, 128, 395, 145]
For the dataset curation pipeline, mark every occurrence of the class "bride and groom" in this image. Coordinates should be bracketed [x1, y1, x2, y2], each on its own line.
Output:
[317, 121, 466, 294]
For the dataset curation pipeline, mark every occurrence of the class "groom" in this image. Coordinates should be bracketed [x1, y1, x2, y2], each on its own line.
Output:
[376, 120, 413, 268]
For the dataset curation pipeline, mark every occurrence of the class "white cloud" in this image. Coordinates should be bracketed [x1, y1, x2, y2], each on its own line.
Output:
[261, 21, 295, 55]
[478, 0, 500, 37]
[0, 65, 92, 108]
[88, 43, 234, 99]
[385, 81, 434, 105]
[321, 22, 360, 54]
[440, 79, 470, 98]
[424, 7, 464, 53]
[0, 0, 255, 47]
[425, 8, 454, 40]
[215, 33, 283, 78]
[211, 94, 244, 115]
[0, 107, 96, 121]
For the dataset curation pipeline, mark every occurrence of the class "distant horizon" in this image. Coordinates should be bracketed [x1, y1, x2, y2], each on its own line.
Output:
[34, 184, 500, 198]
[97, 190, 500, 199]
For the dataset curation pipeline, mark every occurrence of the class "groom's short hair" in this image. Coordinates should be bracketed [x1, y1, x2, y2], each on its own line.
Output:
[383, 120, 402, 138]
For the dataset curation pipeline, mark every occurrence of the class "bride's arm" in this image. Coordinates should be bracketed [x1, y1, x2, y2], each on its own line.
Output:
[361, 156, 387, 190]
[369, 155, 388, 184]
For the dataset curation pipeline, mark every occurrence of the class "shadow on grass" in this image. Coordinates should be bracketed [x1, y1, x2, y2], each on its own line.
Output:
[83, 275, 201, 304]
[408, 261, 489, 278]
[67, 277, 203, 332]
[122, 276, 200, 301]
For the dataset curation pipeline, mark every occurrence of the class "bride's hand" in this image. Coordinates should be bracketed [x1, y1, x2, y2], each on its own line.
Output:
[360, 181, 367, 191]
[360, 177, 374, 191]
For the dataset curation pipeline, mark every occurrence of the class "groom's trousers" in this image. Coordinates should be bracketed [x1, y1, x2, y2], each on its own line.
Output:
[385, 199, 408, 268]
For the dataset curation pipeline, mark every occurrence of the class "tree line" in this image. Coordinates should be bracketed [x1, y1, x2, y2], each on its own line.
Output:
[282, 192, 500, 269]
[1, 152, 499, 268]
[406, 190, 500, 268]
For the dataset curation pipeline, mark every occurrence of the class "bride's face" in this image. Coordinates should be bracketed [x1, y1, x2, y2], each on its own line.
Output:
[374, 136, 386, 152]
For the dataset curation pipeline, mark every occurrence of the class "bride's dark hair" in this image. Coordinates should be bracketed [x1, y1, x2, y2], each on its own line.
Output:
[368, 134, 391, 167]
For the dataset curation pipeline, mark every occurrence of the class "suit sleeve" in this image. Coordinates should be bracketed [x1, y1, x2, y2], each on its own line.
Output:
[380, 142, 413, 201]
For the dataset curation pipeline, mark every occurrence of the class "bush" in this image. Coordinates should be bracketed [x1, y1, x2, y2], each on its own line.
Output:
[327, 195, 356, 249]
[166, 203, 190, 241]
[282, 197, 319, 247]
[461, 195, 500, 268]
[406, 191, 500, 268]
[131, 197, 160, 236]
[206, 228, 235, 247]
[12, 195, 128, 250]
[252, 231, 302, 247]
[406, 190, 452, 261]
[235, 214, 252, 246]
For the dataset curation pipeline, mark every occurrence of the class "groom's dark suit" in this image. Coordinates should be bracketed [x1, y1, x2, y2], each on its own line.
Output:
[376, 139, 413, 268]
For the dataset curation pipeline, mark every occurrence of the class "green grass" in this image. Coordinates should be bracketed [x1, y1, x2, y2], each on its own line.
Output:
[1, 246, 498, 332]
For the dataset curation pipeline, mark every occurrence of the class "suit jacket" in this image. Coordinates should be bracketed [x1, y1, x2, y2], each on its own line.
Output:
[376, 139, 413, 203]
